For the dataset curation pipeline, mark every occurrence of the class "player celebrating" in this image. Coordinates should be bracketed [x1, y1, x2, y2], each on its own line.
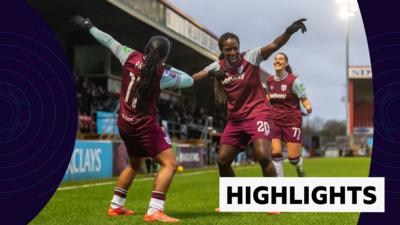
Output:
[71, 15, 193, 223]
[266, 52, 312, 177]
[192, 19, 307, 181]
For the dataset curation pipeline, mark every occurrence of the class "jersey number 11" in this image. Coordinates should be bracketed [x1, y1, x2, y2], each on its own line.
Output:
[125, 72, 140, 108]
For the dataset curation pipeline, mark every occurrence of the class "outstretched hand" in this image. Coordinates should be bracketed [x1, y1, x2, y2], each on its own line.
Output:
[71, 15, 94, 30]
[286, 18, 307, 34]
[208, 69, 227, 80]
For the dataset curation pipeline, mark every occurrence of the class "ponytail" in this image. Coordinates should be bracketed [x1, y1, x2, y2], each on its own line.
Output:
[136, 36, 170, 112]
[136, 49, 161, 112]
[285, 65, 293, 74]
[214, 79, 227, 104]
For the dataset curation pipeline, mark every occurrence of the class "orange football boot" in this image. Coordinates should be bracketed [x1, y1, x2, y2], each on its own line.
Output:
[144, 211, 180, 223]
[107, 207, 135, 217]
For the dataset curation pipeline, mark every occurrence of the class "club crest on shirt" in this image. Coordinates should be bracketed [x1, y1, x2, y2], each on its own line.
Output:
[270, 85, 274, 90]
[281, 84, 287, 91]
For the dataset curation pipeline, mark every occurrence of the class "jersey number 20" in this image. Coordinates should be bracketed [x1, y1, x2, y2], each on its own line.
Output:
[257, 121, 270, 135]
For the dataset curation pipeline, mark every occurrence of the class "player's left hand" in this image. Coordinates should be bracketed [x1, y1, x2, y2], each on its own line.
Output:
[286, 18, 307, 34]
[208, 69, 227, 80]
[71, 15, 94, 30]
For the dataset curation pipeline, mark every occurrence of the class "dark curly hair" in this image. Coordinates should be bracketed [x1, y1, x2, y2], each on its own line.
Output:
[214, 32, 240, 104]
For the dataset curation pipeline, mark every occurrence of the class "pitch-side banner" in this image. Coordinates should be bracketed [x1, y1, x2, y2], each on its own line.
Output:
[219, 178, 384, 212]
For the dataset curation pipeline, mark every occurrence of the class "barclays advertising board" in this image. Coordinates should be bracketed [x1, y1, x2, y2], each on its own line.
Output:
[63, 141, 113, 181]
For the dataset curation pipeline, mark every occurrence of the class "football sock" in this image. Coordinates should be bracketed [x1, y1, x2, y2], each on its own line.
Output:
[289, 157, 305, 176]
[289, 157, 303, 168]
[272, 154, 284, 177]
[110, 187, 128, 209]
[147, 191, 166, 215]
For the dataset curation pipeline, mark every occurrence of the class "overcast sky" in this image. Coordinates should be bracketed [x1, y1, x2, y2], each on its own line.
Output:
[168, 0, 370, 122]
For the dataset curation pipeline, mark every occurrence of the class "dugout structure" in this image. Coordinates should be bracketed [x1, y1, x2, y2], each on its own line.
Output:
[29, 0, 270, 139]
[347, 66, 373, 155]
[29, 0, 219, 106]
[29, 0, 221, 138]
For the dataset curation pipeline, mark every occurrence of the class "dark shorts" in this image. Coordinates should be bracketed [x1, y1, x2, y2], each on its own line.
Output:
[119, 123, 171, 158]
[271, 122, 302, 143]
[220, 115, 271, 150]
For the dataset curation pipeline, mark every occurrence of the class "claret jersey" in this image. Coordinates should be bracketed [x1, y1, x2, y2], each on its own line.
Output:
[204, 48, 270, 121]
[266, 72, 306, 127]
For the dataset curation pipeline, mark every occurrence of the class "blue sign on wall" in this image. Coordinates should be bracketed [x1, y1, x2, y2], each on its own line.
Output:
[367, 137, 373, 148]
[96, 111, 119, 135]
[63, 141, 113, 181]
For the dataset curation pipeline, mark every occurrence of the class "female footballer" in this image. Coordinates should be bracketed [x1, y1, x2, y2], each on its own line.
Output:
[72, 15, 193, 223]
[266, 52, 312, 177]
[192, 19, 307, 180]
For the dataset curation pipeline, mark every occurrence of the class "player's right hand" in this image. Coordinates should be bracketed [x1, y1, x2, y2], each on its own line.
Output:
[208, 69, 226, 80]
[286, 18, 307, 34]
[71, 15, 94, 30]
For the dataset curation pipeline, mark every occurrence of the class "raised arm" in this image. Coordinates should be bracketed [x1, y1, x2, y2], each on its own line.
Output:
[192, 61, 226, 83]
[160, 65, 193, 89]
[192, 70, 209, 83]
[260, 18, 307, 60]
[71, 15, 133, 65]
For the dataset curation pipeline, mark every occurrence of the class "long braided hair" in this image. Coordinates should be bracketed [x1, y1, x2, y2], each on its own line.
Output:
[135, 35, 170, 112]
[214, 32, 240, 104]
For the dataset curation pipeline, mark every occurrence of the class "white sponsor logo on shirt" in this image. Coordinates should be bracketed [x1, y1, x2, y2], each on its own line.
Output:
[269, 93, 286, 99]
[121, 113, 142, 122]
[221, 73, 245, 85]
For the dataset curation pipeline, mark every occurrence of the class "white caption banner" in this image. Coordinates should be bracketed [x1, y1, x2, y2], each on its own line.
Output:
[219, 177, 384, 212]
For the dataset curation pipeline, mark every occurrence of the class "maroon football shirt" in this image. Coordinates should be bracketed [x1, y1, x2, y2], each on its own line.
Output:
[266, 73, 302, 127]
[205, 48, 270, 121]
[117, 51, 163, 132]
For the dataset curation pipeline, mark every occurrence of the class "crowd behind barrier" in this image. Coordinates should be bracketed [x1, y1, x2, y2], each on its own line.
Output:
[76, 76, 227, 138]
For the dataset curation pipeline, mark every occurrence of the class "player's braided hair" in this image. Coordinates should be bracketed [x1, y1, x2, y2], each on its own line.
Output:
[214, 32, 240, 104]
[277, 52, 293, 73]
[214, 79, 226, 104]
[136, 36, 170, 112]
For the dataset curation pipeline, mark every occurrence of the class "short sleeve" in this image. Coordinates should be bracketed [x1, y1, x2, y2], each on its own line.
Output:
[160, 66, 193, 89]
[244, 47, 262, 66]
[292, 78, 307, 99]
[204, 61, 220, 72]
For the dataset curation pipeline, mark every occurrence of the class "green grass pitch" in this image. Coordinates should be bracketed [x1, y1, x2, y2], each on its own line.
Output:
[31, 157, 371, 225]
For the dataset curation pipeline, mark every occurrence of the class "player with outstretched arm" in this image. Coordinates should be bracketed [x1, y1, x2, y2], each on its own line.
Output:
[71, 15, 193, 223]
[191, 19, 307, 212]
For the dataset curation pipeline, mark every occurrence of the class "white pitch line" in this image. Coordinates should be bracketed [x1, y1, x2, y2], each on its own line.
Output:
[57, 165, 256, 191]
[57, 181, 116, 191]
